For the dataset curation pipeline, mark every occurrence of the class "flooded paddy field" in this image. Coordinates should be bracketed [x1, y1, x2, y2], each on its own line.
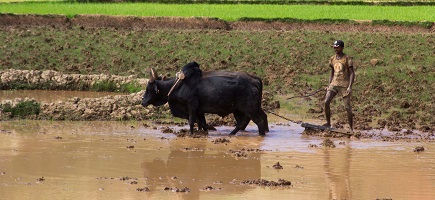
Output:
[1, 119, 434, 200]
[0, 90, 434, 199]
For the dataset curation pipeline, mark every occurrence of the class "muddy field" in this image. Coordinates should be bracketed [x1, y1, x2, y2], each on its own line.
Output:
[1, 119, 434, 200]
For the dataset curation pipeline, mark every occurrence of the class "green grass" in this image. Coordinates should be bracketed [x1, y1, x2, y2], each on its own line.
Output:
[0, 2, 434, 22]
[1, 101, 41, 118]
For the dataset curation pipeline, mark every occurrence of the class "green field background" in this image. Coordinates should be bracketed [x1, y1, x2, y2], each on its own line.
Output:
[0, 3, 434, 21]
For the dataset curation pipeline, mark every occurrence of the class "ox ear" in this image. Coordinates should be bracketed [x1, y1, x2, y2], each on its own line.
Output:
[149, 68, 158, 83]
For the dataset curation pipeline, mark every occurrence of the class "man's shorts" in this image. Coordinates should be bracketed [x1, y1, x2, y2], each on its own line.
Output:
[328, 85, 350, 98]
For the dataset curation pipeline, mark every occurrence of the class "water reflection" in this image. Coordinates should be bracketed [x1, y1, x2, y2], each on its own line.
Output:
[141, 135, 262, 200]
[323, 145, 352, 200]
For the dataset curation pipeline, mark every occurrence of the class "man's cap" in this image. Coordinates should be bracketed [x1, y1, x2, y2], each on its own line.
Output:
[332, 40, 344, 47]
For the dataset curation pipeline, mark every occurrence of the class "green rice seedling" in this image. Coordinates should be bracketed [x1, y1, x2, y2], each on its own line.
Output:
[119, 81, 143, 93]
[91, 80, 118, 92]
[1, 101, 40, 118]
[0, 3, 433, 22]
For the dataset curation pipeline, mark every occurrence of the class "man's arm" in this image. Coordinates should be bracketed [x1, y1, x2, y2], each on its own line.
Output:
[347, 66, 355, 93]
[329, 65, 334, 85]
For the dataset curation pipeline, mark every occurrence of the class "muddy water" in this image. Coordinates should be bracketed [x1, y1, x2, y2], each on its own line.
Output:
[0, 90, 121, 103]
[1, 120, 434, 200]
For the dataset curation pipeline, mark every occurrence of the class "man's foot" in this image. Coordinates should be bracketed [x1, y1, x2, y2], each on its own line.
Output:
[322, 123, 331, 128]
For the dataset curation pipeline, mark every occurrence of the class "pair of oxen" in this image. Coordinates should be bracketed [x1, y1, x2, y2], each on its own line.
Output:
[141, 62, 269, 136]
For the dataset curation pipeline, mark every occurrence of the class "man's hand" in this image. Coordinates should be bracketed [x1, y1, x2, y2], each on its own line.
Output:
[343, 87, 352, 98]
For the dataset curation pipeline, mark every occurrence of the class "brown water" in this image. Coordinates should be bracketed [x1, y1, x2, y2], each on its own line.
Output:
[1, 120, 434, 200]
[1, 90, 434, 199]
[0, 90, 121, 103]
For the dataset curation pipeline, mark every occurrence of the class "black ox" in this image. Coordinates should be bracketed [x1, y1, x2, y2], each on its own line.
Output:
[141, 62, 269, 136]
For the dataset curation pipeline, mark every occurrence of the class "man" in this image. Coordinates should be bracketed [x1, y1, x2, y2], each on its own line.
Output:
[324, 40, 355, 132]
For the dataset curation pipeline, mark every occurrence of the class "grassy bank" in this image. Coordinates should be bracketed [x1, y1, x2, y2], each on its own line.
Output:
[0, 2, 434, 22]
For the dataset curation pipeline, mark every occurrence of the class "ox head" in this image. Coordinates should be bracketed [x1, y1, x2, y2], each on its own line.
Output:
[141, 68, 167, 107]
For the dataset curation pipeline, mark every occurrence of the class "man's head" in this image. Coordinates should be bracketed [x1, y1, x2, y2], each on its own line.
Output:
[332, 40, 344, 48]
[332, 40, 344, 54]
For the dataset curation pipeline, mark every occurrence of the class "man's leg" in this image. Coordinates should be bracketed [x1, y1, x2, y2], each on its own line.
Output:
[344, 96, 353, 132]
[324, 90, 337, 127]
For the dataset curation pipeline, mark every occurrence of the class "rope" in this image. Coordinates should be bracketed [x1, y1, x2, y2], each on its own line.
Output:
[264, 109, 299, 124]
[167, 71, 185, 96]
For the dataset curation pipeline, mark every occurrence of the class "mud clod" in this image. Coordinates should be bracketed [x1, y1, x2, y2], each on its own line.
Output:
[212, 137, 230, 144]
[182, 147, 204, 152]
[128, 180, 138, 184]
[272, 162, 283, 169]
[320, 138, 336, 148]
[414, 146, 425, 152]
[241, 178, 291, 187]
[228, 149, 247, 157]
[136, 187, 150, 192]
[161, 126, 174, 133]
[200, 185, 222, 191]
[295, 165, 304, 169]
[175, 129, 208, 138]
[164, 187, 190, 193]
[119, 176, 136, 181]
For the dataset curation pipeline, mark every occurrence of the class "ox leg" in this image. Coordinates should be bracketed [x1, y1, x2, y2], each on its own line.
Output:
[236, 112, 250, 131]
[198, 114, 208, 133]
[229, 111, 250, 135]
[260, 109, 269, 132]
[247, 113, 267, 136]
[188, 100, 199, 135]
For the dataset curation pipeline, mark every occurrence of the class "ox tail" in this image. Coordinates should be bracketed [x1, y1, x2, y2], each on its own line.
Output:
[258, 78, 263, 110]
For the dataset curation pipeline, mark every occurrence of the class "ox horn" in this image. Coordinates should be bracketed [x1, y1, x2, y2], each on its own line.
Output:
[149, 68, 158, 82]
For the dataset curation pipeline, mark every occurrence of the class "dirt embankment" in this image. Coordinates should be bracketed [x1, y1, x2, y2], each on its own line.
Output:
[0, 14, 433, 34]
[0, 69, 148, 90]
[0, 69, 150, 120]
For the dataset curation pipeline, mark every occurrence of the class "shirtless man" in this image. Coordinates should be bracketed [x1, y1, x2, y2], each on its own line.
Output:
[324, 40, 355, 132]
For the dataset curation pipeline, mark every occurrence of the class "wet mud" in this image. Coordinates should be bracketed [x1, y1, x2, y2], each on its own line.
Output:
[1, 120, 434, 200]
